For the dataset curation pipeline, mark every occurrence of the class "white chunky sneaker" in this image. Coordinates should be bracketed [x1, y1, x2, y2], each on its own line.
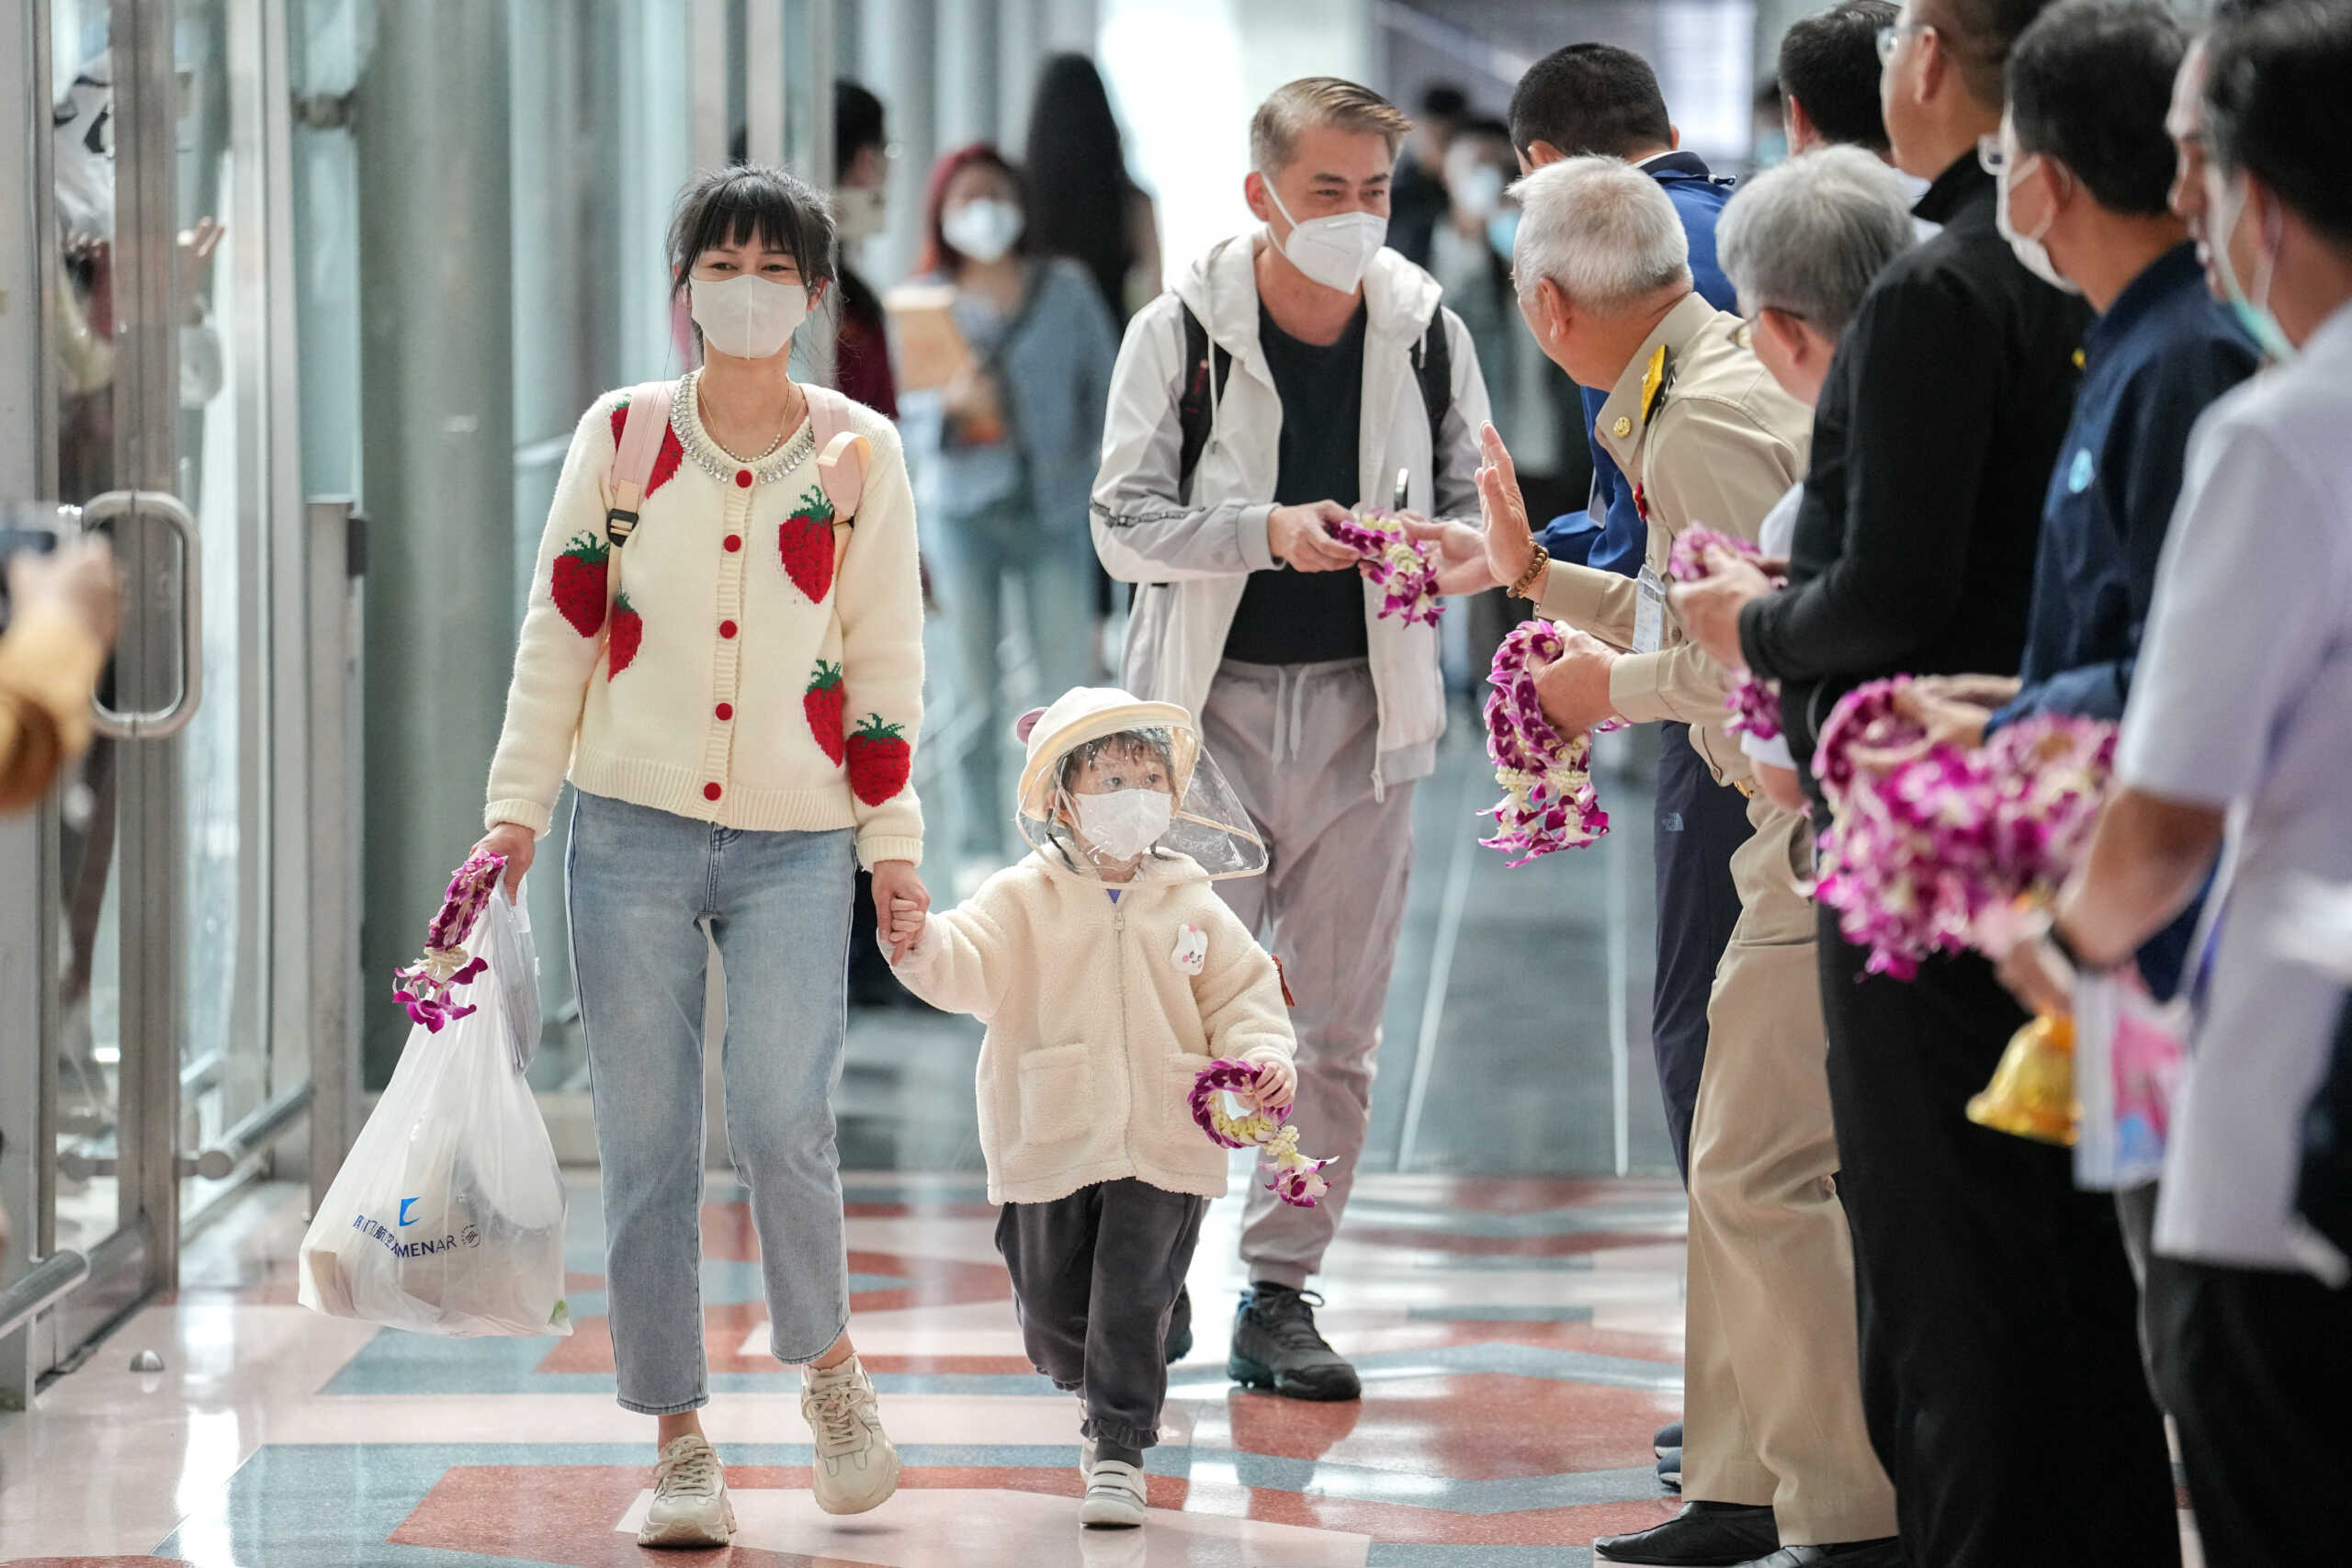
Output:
[801, 1354, 900, 1515]
[639, 1433, 735, 1548]
[1079, 1459, 1148, 1529]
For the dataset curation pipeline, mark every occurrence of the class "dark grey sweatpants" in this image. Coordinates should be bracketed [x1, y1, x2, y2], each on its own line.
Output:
[996, 1179, 1208, 1450]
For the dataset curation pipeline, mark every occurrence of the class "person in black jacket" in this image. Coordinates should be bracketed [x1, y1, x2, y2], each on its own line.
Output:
[1677, 1, 2181, 1563]
[1388, 84, 1466, 270]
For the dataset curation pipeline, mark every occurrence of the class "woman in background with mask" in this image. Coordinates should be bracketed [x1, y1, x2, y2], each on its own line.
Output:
[900, 144, 1119, 880]
[1427, 119, 1522, 447]
[473, 164, 928, 1548]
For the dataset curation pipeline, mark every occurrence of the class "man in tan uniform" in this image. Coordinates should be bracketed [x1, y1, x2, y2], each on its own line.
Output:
[1415, 153, 1897, 1567]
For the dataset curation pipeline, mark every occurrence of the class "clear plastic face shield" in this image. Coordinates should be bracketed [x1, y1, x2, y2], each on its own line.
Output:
[1017, 717, 1267, 883]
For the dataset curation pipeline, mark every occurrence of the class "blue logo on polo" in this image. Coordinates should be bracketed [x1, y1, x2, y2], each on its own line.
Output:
[398, 1196, 421, 1227]
[2067, 449, 2094, 494]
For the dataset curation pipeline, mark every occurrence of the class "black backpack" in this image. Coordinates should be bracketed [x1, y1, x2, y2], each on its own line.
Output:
[1172, 302, 1453, 499]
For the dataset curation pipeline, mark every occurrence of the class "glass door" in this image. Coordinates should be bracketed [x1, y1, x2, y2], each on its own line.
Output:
[6, 0, 307, 1384]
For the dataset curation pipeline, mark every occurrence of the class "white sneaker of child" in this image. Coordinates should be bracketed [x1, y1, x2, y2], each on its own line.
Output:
[801, 1354, 901, 1514]
[1079, 1459, 1149, 1528]
[639, 1433, 736, 1548]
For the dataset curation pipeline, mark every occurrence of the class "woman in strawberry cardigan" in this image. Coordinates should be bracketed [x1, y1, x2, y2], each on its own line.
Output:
[475, 164, 926, 1547]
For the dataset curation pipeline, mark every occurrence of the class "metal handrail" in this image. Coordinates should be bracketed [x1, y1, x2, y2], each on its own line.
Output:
[56, 1081, 313, 1183]
[190, 1083, 313, 1181]
[0, 1250, 90, 1341]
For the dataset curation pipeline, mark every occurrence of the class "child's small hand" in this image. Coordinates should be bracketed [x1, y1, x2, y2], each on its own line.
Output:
[887, 897, 926, 962]
[1251, 1058, 1296, 1111]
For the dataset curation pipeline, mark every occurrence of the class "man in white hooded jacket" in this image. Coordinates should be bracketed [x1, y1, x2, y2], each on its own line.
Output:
[1091, 75, 1489, 1399]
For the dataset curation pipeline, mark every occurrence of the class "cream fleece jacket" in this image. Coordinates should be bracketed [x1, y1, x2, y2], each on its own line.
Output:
[484, 382, 924, 867]
[892, 848, 1296, 1204]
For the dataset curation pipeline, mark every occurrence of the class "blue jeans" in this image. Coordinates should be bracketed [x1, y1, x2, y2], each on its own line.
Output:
[931, 499, 1095, 857]
[567, 791, 856, 1414]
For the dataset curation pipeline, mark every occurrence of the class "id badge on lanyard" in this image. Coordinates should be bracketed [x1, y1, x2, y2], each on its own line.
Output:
[1634, 567, 1668, 654]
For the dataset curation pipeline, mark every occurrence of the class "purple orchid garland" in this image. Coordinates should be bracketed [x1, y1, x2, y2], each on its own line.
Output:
[1668, 525, 1783, 742]
[1812, 679, 2118, 979]
[390, 849, 506, 1032]
[1189, 1057, 1335, 1207]
[1481, 619, 1611, 866]
[1325, 512, 1443, 628]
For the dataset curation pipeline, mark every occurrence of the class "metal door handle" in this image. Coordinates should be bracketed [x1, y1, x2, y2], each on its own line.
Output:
[83, 490, 203, 739]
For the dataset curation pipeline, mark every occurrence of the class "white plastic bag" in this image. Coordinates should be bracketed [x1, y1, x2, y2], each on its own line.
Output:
[299, 860, 571, 1337]
[480, 890, 541, 1073]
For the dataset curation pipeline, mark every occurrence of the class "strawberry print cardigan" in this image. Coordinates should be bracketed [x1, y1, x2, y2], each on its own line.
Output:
[485, 378, 924, 868]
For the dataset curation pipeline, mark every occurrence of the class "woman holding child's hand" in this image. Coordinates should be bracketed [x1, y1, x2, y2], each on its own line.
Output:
[470, 164, 924, 1545]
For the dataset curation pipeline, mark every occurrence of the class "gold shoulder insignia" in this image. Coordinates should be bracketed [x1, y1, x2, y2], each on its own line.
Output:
[1641, 344, 1678, 425]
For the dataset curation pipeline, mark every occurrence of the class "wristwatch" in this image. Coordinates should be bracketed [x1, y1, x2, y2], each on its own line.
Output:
[2044, 915, 2115, 976]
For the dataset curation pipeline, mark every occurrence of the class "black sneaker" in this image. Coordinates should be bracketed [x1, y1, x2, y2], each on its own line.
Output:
[1227, 1284, 1361, 1402]
[1658, 1446, 1683, 1492]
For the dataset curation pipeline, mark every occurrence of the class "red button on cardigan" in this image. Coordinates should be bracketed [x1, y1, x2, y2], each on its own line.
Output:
[704, 782, 723, 801]
[715, 702, 733, 721]
[734, 469, 752, 489]
[724, 534, 741, 552]
[719, 620, 738, 638]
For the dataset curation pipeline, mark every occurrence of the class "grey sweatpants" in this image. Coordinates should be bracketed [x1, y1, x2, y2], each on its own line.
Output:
[996, 1179, 1208, 1450]
[1203, 658, 1416, 1287]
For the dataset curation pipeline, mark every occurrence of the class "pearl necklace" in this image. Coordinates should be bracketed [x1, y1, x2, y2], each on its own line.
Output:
[672, 369, 818, 485]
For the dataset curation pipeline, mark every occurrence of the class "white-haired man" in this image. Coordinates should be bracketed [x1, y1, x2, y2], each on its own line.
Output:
[1415, 154, 1895, 1567]
[1091, 76, 1490, 1403]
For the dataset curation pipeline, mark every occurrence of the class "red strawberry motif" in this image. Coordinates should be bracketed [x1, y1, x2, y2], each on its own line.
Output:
[804, 661, 846, 764]
[551, 534, 609, 638]
[607, 401, 685, 500]
[606, 592, 642, 680]
[778, 485, 836, 603]
[844, 713, 911, 806]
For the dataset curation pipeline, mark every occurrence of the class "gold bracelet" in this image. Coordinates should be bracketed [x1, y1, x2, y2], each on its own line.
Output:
[1509, 542, 1550, 601]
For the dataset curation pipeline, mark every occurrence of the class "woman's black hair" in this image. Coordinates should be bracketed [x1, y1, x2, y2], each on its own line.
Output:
[836, 80, 888, 182]
[666, 163, 838, 313]
[1023, 53, 1135, 324]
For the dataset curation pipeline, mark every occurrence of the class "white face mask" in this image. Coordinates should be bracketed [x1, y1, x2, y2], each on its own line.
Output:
[2213, 175, 2298, 364]
[689, 274, 809, 361]
[834, 184, 888, 243]
[943, 197, 1024, 265]
[1455, 165, 1507, 221]
[1996, 155, 2080, 296]
[1261, 175, 1387, 295]
[1073, 788, 1173, 863]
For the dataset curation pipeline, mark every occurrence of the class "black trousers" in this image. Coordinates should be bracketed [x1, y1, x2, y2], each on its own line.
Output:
[1819, 911, 2180, 1566]
[996, 1179, 1208, 1451]
[2146, 1251, 2352, 1566]
[1652, 725, 1751, 1181]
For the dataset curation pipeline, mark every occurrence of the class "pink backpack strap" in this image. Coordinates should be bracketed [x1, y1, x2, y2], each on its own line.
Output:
[606, 380, 676, 548]
[803, 383, 870, 524]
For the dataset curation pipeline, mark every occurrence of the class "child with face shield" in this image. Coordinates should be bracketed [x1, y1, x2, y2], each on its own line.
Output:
[888, 686, 1297, 1529]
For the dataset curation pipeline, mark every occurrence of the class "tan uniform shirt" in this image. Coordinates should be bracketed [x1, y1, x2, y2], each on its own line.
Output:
[0, 604, 107, 812]
[1535, 293, 1812, 784]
